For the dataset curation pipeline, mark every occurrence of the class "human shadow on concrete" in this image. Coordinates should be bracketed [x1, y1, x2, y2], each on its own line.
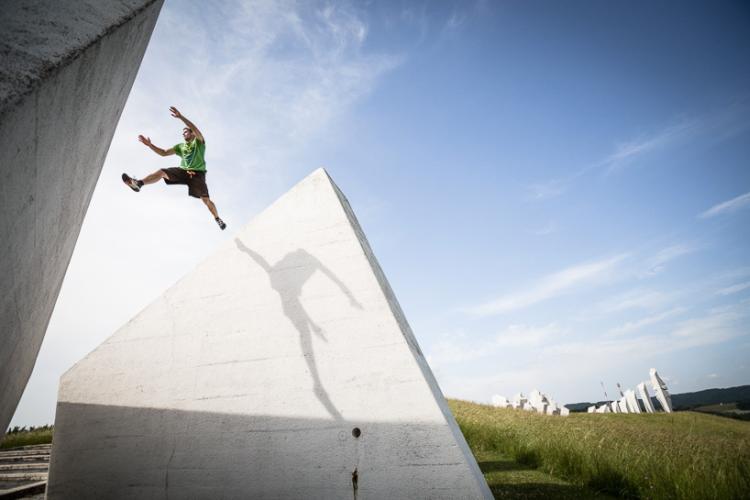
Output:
[234, 238, 362, 422]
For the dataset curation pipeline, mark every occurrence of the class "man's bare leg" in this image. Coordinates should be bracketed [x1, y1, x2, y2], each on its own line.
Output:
[201, 196, 219, 218]
[202, 196, 226, 230]
[141, 169, 168, 185]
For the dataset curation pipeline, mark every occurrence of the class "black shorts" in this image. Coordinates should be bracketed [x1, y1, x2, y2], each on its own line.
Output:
[161, 168, 209, 198]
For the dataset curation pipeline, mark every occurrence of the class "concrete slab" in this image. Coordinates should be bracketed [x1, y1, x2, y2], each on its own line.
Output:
[0, 0, 164, 434]
[47, 169, 492, 499]
[637, 382, 656, 413]
[650, 368, 673, 413]
[625, 389, 642, 414]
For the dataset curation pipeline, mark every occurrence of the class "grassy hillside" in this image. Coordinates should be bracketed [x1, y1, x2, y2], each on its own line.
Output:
[1, 425, 53, 449]
[450, 399, 750, 499]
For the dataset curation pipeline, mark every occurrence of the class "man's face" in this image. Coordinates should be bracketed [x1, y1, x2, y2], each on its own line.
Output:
[182, 127, 195, 141]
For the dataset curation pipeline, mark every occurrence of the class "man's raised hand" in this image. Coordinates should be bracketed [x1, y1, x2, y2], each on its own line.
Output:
[169, 106, 182, 119]
[138, 135, 152, 146]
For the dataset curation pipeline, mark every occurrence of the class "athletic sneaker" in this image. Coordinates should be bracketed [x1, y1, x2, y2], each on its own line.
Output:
[215, 217, 227, 230]
[122, 173, 141, 192]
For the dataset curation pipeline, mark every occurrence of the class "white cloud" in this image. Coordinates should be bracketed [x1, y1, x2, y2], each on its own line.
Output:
[464, 254, 627, 316]
[608, 307, 686, 336]
[716, 281, 750, 296]
[527, 100, 749, 201]
[642, 244, 695, 276]
[598, 288, 673, 313]
[699, 191, 750, 219]
[603, 119, 698, 174]
[427, 323, 561, 366]
[434, 302, 749, 404]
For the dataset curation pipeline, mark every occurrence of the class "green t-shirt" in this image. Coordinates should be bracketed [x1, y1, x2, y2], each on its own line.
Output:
[174, 139, 206, 172]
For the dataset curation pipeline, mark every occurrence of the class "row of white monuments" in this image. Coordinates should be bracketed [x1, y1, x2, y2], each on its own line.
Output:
[492, 389, 570, 416]
[587, 368, 673, 414]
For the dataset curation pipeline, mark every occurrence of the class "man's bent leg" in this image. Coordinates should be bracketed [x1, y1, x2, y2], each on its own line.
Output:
[141, 169, 168, 185]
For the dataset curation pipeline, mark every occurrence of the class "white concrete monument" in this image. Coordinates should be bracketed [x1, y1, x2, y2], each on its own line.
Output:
[47, 169, 492, 499]
[0, 0, 163, 436]
[618, 397, 629, 414]
[492, 395, 511, 408]
[625, 389, 642, 414]
[637, 382, 656, 413]
[560, 407, 570, 417]
[512, 392, 527, 409]
[587, 405, 596, 413]
[650, 368, 673, 413]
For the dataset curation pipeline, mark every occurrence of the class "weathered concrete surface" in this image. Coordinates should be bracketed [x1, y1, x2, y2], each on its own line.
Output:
[0, 0, 163, 433]
[650, 368, 673, 413]
[625, 389, 642, 414]
[637, 382, 656, 413]
[48, 169, 492, 499]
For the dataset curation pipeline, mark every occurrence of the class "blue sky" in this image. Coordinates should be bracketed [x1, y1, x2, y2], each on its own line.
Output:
[12, 0, 750, 425]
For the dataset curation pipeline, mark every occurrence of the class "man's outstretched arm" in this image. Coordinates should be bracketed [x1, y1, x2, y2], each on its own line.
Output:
[138, 135, 175, 156]
[170, 106, 204, 143]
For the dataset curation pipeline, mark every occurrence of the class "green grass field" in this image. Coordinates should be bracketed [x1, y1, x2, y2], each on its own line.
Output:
[450, 399, 750, 499]
[1, 425, 53, 449]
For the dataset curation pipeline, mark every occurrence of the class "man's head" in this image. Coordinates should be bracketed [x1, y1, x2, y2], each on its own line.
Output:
[182, 127, 195, 142]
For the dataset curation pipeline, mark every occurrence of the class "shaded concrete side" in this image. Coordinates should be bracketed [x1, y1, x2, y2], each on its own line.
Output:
[0, 0, 163, 433]
[48, 169, 492, 499]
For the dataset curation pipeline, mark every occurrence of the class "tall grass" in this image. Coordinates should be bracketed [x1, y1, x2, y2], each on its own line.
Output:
[1, 425, 53, 449]
[450, 399, 750, 499]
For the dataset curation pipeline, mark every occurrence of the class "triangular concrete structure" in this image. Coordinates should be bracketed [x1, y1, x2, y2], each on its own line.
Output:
[48, 169, 491, 499]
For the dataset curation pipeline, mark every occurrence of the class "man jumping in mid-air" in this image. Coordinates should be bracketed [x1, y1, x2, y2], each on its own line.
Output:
[122, 106, 226, 230]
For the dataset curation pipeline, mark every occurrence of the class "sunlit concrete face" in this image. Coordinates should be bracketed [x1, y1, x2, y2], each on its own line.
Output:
[650, 368, 673, 413]
[625, 389, 642, 413]
[637, 382, 656, 413]
[0, 0, 163, 435]
[48, 169, 492, 499]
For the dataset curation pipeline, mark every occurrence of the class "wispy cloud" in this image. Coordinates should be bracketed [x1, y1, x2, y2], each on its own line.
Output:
[602, 120, 698, 174]
[699, 191, 750, 219]
[608, 307, 686, 336]
[464, 254, 627, 316]
[530, 221, 558, 236]
[642, 244, 695, 276]
[716, 281, 750, 296]
[427, 324, 561, 365]
[527, 119, 698, 200]
[597, 288, 673, 313]
[528, 99, 750, 201]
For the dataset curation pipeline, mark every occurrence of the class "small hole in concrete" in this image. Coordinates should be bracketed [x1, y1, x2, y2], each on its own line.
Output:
[352, 427, 361, 438]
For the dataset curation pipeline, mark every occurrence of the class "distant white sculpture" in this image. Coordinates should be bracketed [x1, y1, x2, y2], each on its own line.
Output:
[588, 368, 673, 416]
[511, 393, 527, 409]
[637, 382, 655, 413]
[492, 395, 511, 408]
[560, 407, 570, 416]
[496, 390, 568, 416]
[618, 397, 629, 414]
[546, 401, 560, 415]
[625, 389, 642, 414]
[650, 368, 673, 413]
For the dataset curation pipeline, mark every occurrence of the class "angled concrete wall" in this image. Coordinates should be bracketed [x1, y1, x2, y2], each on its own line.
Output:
[0, 0, 163, 432]
[48, 169, 492, 499]
[650, 368, 673, 413]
